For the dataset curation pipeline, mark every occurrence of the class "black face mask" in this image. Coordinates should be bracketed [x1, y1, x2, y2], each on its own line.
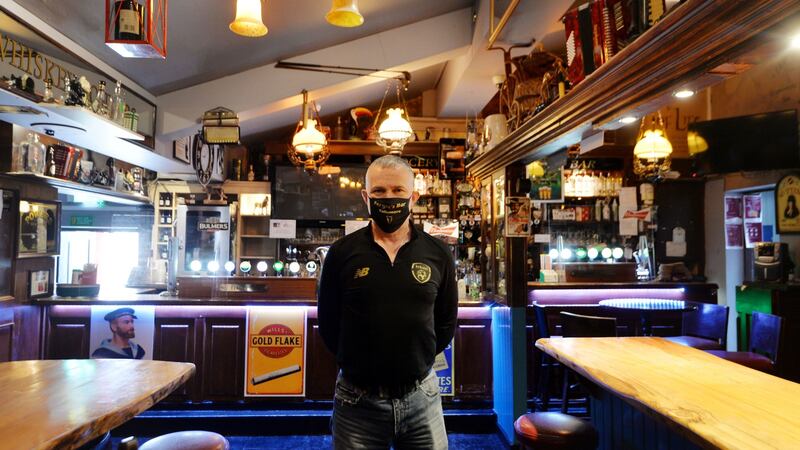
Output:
[369, 197, 411, 233]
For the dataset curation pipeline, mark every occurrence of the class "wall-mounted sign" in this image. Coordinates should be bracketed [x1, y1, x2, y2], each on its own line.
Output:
[776, 173, 800, 234]
[245, 307, 306, 397]
[198, 221, 228, 231]
[434, 339, 454, 396]
[0, 31, 78, 91]
[269, 219, 296, 239]
[505, 196, 531, 237]
[90, 305, 155, 360]
[70, 215, 93, 226]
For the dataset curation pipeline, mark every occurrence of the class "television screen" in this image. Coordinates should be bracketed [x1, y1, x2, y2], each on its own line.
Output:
[689, 110, 799, 174]
[272, 165, 368, 221]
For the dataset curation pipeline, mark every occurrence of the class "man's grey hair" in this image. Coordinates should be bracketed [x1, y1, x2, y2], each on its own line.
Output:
[366, 155, 414, 187]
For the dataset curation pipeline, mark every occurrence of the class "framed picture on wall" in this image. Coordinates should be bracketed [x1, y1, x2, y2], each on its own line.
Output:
[173, 135, 192, 164]
[28, 269, 52, 298]
[775, 173, 800, 234]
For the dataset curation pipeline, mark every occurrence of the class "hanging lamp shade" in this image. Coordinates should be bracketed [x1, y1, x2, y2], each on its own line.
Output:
[378, 108, 412, 141]
[292, 119, 327, 154]
[230, 0, 268, 37]
[326, 0, 364, 27]
[633, 129, 673, 160]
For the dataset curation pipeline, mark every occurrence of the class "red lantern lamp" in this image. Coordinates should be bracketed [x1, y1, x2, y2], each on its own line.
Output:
[105, 0, 167, 59]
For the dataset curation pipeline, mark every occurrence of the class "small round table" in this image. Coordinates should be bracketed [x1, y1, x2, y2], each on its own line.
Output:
[598, 298, 696, 336]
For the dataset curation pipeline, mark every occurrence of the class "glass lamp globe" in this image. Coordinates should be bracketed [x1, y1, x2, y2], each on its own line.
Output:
[634, 129, 672, 161]
[378, 108, 412, 142]
[292, 119, 327, 154]
[230, 0, 268, 37]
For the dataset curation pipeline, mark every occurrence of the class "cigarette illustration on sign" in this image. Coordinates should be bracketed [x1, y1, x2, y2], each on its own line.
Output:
[252, 364, 302, 385]
[245, 307, 307, 396]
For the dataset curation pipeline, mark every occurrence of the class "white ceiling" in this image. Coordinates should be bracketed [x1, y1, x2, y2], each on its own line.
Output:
[7, 0, 574, 147]
[13, 0, 472, 94]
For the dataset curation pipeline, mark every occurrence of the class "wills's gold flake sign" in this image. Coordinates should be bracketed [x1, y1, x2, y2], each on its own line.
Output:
[0, 31, 77, 90]
[776, 173, 800, 234]
[245, 307, 306, 397]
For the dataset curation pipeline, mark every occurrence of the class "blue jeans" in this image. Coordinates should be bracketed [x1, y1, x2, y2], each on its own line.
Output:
[331, 370, 448, 449]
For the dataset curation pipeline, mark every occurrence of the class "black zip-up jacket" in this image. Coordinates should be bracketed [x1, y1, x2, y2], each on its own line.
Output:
[318, 224, 458, 388]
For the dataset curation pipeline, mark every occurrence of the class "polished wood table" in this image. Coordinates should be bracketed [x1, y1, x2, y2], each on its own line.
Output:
[536, 337, 800, 450]
[0, 359, 195, 450]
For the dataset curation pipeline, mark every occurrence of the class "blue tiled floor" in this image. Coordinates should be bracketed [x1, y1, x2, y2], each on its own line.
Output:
[119, 433, 509, 449]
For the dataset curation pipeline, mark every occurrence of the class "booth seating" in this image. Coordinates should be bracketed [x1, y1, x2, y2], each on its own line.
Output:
[707, 311, 783, 374]
[119, 431, 230, 450]
[514, 412, 598, 450]
[665, 303, 729, 350]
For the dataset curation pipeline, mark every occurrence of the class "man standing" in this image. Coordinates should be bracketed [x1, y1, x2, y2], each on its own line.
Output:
[318, 155, 458, 449]
[91, 307, 146, 359]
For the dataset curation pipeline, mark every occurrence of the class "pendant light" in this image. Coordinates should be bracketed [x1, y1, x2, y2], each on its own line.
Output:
[374, 79, 413, 155]
[633, 111, 672, 180]
[289, 90, 330, 173]
[326, 0, 364, 27]
[230, 0, 268, 37]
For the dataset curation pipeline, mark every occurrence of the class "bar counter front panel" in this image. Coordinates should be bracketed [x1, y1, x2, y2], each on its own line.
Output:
[43, 301, 493, 404]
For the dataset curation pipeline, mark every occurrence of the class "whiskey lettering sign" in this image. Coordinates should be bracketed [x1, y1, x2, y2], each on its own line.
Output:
[0, 31, 77, 91]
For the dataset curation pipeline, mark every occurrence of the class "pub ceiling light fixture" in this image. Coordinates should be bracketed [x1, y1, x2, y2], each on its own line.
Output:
[619, 116, 638, 124]
[374, 79, 413, 155]
[289, 89, 330, 173]
[633, 110, 672, 180]
[230, 0, 268, 37]
[673, 89, 695, 98]
[326, 0, 364, 27]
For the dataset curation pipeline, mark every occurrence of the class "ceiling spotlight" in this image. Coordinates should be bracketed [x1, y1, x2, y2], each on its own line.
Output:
[619, 116, 638, 124]
[673, 89, 695, 99]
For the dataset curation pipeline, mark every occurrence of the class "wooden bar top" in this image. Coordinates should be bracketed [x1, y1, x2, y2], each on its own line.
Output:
[535, 337, 800, 450]
[0, 359, 195, 450]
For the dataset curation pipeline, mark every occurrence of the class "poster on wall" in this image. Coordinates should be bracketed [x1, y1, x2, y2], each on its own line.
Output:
[726, 224, 744, 249]
[776, 173, 800, 234]
[505, 197, 531, 237]
[90, 305, 155, 360]
[245, 307, 306, 397]
[744, 195, 762, 220]
[725, 196, 743, 221]
[526, 164, 564, 203]
[434, 339, 454, 396]
[745, 222, 763, 248]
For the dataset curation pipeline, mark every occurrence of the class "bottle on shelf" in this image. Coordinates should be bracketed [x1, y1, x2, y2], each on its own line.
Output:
[112, 81, 126, 124]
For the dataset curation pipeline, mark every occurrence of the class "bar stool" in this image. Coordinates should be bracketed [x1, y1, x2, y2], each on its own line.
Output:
[706, 311, 783, 374]
[665, 303, 728, 350]
[119, 431, 230, 450]
[514, 412, 598, 450]
[559, 312, 617, 413]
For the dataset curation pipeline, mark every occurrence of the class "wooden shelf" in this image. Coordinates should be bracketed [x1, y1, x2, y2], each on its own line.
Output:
[0, 88, 188, 173]
[6, 172, 150, 205]
[327, 140, 439, 157]
[466, 0, 800, 179]
[240, 235, 270, 238]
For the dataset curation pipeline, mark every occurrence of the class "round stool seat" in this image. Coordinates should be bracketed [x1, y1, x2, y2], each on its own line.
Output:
[514, 412, 598, 450]
[139, 431, 230, 450]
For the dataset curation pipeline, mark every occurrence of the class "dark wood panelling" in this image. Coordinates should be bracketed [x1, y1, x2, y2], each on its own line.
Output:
[0, 320, 13, 362]
[655, 180, 706, 274]
[202, 318, 246, 400]
[47, 322, 90, 359]
[154, 317, 199, 401]
[453, 320, 492, 399]
[305, 319, 337, 400]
